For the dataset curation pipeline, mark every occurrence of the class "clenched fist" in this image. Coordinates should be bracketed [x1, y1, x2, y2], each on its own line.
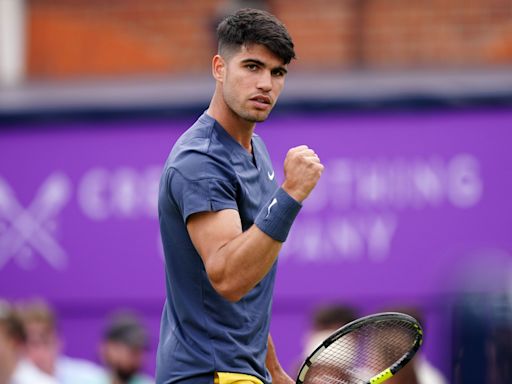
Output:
[281, 145, 324, 202]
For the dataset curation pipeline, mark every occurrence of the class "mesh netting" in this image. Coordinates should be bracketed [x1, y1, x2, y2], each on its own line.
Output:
[303, 318, 418, 384]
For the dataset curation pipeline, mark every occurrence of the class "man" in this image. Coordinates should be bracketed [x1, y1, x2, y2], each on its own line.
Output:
[0, 299, 57, 384]
[17, 299, 106, 384]
[100, 312, 154, 384]
[157, 8, 323, 384]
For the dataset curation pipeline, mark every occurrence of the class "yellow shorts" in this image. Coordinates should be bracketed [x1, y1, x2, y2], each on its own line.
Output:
[214, 371, 263, 384]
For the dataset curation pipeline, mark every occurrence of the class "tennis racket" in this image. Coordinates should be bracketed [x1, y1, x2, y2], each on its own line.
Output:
[296, 312, 423, 384]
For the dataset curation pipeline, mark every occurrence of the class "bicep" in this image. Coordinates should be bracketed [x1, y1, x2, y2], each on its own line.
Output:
[186, 209, 242, 265]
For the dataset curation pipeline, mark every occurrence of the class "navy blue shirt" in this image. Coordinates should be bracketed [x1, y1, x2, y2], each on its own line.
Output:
[156, 113, 279, 384]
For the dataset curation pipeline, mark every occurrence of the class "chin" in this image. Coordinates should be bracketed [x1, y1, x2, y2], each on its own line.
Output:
[250, 116, 269, 123]
[230, 104, 272, 123]
[246, 110, 272, 123]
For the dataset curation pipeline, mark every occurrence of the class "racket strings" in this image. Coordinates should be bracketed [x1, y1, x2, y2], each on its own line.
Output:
[304, 319, 418, 384]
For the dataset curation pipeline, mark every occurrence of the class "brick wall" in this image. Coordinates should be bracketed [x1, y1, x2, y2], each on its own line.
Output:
[273, 0, 360, 70]
[26, 0, 512, 79]
[27, 0, 222, 78]
[360, 0, 512, 68]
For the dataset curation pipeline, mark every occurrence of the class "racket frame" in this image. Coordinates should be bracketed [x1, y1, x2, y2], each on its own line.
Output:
[296, 312, 423, 384]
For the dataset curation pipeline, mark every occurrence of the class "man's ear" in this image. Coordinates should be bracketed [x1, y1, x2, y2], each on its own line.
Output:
[212, 54, 225, 82]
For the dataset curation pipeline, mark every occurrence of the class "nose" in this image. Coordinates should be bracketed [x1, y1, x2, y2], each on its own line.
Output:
[257, 70, 272, 92]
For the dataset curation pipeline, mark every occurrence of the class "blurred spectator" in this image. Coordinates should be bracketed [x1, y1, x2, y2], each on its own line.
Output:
[452, 292, 512, 383]
[17, 298, 106, 384]
[292, 304, 358, 377]
[382, 307, 447, 384]
[450, 252, 512, 383]
[100, 312, 153, 384]
[302, 304, 359, 360]
[0, 299, 57, 384]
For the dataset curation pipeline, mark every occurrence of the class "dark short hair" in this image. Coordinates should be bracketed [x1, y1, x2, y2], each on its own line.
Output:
[103, 311, 148, 349]
[217, 8, 296, 64]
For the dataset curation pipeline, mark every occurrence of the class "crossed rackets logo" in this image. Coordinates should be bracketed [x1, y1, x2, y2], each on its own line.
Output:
[0, 173, 71, 270]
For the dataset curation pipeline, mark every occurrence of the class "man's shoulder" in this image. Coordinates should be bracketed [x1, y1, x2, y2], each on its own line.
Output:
[165, 114, 234, 181]
[173, 113, 220, 152]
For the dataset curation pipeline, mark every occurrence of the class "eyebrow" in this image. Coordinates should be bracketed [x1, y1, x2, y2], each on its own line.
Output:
[240, 58, 288, 74]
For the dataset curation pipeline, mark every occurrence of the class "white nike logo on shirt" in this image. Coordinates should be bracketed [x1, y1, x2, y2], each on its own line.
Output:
[266, 198, 278, 218]
[267, 170, 275, 180]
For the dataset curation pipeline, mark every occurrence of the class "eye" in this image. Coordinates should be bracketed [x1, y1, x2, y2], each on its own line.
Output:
[272, 69, 286, 77]
[246, 64, 258, 71]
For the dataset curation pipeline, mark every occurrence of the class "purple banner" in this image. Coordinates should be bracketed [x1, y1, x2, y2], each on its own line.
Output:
[266, 110, 512, 300]
[1, 108, 511, 377]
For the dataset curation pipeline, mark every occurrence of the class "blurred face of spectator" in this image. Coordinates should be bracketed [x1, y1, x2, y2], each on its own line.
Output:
[0, 303, 26, 380]
[101, 340, 144, 382]
[24, 320, 60, 375]
[217, 43, 287, 124]
[303, 305, 358, 358]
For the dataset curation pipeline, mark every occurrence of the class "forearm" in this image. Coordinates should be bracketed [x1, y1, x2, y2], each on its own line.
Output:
[194, 186, 301, 302]
[266, 334, 293, 383]
[266, 334, 280, 374]
[206, 224, 282, 301]
[190, 145, 323, 302]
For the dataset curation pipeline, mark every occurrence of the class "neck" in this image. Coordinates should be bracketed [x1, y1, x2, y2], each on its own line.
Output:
[206, 86, 254, 153]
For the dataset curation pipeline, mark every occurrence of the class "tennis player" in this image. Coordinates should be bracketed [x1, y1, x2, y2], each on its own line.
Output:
[157, 8, 323, 384]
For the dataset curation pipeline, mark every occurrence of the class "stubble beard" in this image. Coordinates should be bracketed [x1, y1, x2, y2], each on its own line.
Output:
[239, 109, 269, 123]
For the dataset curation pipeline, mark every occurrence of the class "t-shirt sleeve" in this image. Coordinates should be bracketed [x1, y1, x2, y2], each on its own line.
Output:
[168, 168, 238, 223]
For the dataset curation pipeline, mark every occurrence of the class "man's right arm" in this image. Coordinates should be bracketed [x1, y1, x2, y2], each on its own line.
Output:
[186, 145, 323, 302]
